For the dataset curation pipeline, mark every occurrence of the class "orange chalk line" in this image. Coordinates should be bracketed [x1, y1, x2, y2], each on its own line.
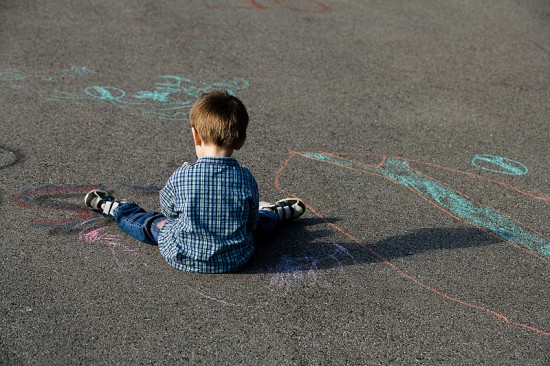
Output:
[275, 151, 549, 336]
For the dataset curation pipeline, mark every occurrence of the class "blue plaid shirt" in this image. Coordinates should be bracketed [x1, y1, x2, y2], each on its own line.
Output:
[158, 157, 259, 273]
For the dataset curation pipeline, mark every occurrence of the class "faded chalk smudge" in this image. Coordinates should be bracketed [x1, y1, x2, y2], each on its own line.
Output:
[270, 244, 356, 289]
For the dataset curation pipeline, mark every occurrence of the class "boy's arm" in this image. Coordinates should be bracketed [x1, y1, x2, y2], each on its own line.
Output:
[159, 168, 182, 219]
[248, 177, 260, 232]
[160, 185, 177, 219]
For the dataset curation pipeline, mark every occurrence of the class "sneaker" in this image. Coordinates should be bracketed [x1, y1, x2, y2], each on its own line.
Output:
[84, 189, 120, 218]
[260, 198, 306, 222]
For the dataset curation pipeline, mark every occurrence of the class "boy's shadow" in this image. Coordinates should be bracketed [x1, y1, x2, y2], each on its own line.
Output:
[243, 217, 502, 275]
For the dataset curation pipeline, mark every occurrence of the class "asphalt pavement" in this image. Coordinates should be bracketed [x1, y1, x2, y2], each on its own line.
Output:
[1, 0, 549, 364]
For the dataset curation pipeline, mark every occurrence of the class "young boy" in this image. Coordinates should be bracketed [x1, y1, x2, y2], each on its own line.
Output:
[84, 91, 305, 273]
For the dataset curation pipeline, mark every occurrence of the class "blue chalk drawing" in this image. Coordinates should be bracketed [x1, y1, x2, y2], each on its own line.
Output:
[471, 154, 528, 175]
[48, 74, 249, 121]
[35, 74, 54, 82]
[85, 86, 126, 104]
[0, 69, 26, 81]
[0, 66, 95, 85]
[1, 66, 249, 121]
[133, 90, 173, 103]
[83, 86, 143, 106]
[48, 90, 87, 100]
[303, 153, 550, 259]
[62, 65, 95, 77]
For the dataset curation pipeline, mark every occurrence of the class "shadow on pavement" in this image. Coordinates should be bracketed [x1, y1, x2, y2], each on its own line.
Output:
[245, 218, 502, 274]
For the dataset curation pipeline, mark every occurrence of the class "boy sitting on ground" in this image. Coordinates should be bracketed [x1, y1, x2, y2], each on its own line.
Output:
[84, 90, 305, 273]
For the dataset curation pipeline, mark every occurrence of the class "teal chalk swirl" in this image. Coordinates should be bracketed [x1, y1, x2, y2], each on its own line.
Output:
[471, 154, 528, 175]
[47, 74, 249, 121]
[303, 153, 549, 259]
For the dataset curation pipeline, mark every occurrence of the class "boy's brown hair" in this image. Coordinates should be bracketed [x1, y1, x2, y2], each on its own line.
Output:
[189, 91, 249, 149]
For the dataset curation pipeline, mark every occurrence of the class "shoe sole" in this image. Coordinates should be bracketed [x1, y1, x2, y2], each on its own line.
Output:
[275, 197, 306, 220]
[84, 189, 109, 212]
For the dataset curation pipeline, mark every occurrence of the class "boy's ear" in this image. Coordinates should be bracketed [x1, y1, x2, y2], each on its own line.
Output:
[191, 127, 202, 146]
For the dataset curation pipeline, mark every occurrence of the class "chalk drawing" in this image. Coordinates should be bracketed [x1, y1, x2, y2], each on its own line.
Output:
[0, 69, 25, 81]
[0, 65, 94, 85]
[190, 244, 355, 309]
[208, 0, 329, 12]
[11, 183, 162, 260]
[12, 183, 163, 230]
[471, 154, 529, 175]
[1, 66, 249, 121]
[191, 245, 354, 309]
[49, 74, 249, 121]
[83, 86, 131, 105]
[0, 146, 22, 169]
[12, 184, 105, 229]
[269, 244, 355, 289]
[13, 182, 355, 308]
[62, 65, 96, 77]
[78, 224, 141, 262]
[302, 153, 549, 259]
[274, 151, 549, 336]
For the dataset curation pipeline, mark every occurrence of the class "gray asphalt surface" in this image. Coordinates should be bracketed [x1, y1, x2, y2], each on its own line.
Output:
[1, 0, 549, 364]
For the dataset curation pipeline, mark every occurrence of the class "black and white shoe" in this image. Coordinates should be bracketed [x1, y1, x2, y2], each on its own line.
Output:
[84, 189, 120, 219]
[260, 198, 306, 222]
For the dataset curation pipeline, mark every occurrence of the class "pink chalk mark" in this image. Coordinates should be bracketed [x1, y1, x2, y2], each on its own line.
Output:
[79, 226, 140, 257]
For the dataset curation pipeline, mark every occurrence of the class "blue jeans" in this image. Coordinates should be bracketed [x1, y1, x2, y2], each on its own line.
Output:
[112, 202, 280, 245]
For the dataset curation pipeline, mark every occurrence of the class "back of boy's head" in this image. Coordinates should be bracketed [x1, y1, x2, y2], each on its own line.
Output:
[189, 91, 249, 149]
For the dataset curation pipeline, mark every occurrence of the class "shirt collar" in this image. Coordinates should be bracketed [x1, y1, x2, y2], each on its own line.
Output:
[196, 156, 240, 166]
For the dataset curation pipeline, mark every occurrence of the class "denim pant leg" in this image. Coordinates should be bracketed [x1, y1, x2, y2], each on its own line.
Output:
[113, 202, 166, 245]
[255, 209, 280, 241]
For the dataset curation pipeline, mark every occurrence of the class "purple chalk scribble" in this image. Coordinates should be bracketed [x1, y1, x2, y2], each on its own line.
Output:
[269, 244, 356, 289]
